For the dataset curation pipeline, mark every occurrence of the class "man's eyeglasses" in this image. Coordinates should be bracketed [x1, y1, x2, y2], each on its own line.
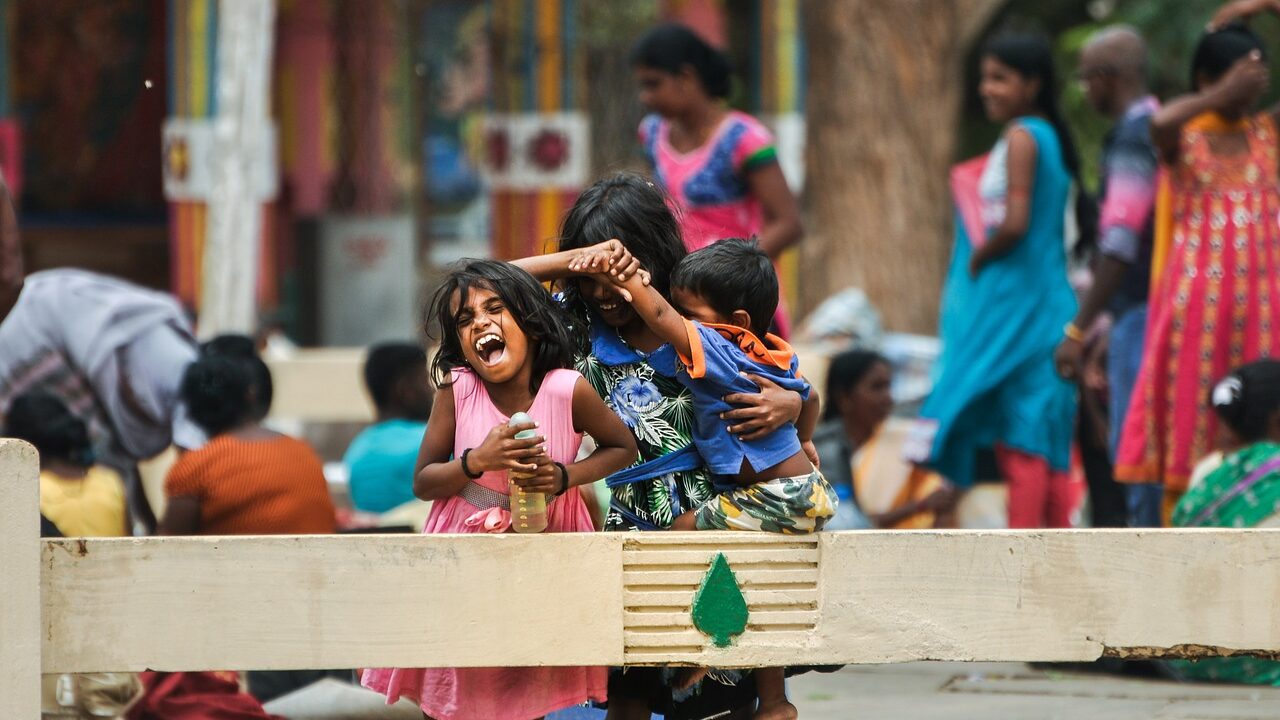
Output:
[1075, 66, 1118, 83]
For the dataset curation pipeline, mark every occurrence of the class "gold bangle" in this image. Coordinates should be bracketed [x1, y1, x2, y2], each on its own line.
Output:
[1064, 322, 1086, 343]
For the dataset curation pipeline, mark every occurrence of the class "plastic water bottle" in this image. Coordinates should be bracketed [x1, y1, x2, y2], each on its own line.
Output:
[508, 412, 548, 533]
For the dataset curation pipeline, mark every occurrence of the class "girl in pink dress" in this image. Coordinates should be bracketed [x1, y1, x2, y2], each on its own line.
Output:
[361, 260, 637, 720]
[632, 24, 802, 337]
[1117, 14, 1280, 520]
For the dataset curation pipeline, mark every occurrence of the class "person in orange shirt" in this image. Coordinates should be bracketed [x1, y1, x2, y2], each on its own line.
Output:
[157, 355, 336, 716]
[813, 350, 957, 530]
[159, 355, 336, 536]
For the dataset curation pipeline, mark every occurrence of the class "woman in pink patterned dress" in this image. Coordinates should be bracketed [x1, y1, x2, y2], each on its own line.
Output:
[1117, 11, 1280, 521]
[632, 23, 802, 337]
[361, 260, 636, 720]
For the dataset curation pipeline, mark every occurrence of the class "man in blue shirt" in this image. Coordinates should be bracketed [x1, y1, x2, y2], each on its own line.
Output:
[343, 342, 433, 513]
[1054, 27, 1161, 526]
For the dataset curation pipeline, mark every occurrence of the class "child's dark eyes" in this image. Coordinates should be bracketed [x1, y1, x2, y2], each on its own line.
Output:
[455, 312, 473, 328]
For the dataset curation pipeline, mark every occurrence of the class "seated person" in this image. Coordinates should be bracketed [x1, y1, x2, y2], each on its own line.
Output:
[159, 356, 336, 535]
[343, 342, 433, 513]
[6, 392, 141, 716]
[1167, 360, 1280, 686]
[814, 350, 956, 529]
[5, 391, 130, 537]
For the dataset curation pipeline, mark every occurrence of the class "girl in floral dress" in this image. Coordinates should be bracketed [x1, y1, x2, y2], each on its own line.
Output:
[516, 173, 806, 720]
[1116, 9, 1280, 520]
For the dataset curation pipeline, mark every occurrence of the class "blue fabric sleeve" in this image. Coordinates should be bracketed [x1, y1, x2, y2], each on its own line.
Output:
[688, 323, 811, 398]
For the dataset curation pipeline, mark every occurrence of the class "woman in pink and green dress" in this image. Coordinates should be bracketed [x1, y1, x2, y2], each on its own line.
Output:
[1167, 360, 1280, 685]
[631, 23, 802, 337]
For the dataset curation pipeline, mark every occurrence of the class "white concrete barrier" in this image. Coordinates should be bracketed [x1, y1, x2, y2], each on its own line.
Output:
[7, 438, 1280, 715]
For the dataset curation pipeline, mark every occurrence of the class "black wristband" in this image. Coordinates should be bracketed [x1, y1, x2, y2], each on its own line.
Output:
[460, 448, 483, 479]
[553, 462, 570, 496]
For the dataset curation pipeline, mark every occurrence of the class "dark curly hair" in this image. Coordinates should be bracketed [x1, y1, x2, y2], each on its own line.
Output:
[557, 173, 687, 306]
[672, 238, 777, 338]
[823, 350, 890, 422]
[364, 342, 428, 409]
[200, 334, 273, 420]
[426, 259, 575, 394]
[3, 391, 94, 467]
[631, 23, 733, 99]
[1192, 22, 1266, 91]
[1212, 359, 1280, 443]
[181, 355, 255, 437]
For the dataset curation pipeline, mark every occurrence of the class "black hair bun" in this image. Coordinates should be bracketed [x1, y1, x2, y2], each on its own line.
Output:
[1212, 360, 1280, 443]
[1211, 373, 1246, 424]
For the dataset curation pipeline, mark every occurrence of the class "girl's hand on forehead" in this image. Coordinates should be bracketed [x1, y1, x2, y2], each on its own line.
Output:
[466, 420, 547, 475]
[1214, 51, 1269, 107]
[567, 239, 644, 282]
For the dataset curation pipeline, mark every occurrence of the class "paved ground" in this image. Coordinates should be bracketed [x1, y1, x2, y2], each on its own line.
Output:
[264, 662, 1280, 719]
[791, 662, 1280, 720]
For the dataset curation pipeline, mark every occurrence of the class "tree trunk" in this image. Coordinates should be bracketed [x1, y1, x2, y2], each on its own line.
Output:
[801, 0, 1004, 334]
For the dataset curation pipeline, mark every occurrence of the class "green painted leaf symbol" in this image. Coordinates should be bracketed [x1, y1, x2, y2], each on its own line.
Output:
[691, 553, 749, 648]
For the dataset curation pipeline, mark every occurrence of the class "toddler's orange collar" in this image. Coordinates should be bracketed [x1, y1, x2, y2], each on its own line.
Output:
[701, 321, 794, 372]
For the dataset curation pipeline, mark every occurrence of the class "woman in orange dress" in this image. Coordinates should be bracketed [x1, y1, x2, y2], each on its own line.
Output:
[1116, 9, 1280, 522]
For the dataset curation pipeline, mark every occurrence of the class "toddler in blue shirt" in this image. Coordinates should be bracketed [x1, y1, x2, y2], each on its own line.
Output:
[575, 238, 837, 720]
[573, 237, 838, 533]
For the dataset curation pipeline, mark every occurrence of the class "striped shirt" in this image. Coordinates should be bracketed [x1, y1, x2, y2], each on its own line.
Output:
[165, 435, 337, 535]
[1098, 96, 1160, 314]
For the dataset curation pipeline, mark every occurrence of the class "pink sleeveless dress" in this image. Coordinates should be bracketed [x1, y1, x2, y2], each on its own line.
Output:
[361, 367, 605, 720]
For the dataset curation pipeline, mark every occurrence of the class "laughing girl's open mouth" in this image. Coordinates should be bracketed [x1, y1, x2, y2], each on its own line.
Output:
[473, 332, 508, 366]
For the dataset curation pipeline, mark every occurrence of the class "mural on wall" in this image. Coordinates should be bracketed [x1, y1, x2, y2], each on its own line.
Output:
[422, 1, 492, 263]
[12, 0, 166, 216]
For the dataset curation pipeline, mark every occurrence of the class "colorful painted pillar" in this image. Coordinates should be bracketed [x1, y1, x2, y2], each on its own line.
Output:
[163, 0, 277, 323]
[0, 0, 22, 198]
[485, 0, 588, 260]
[164, 0, 217, 307]
[275, 0, 336, 218]
[752, 0, 805, 313]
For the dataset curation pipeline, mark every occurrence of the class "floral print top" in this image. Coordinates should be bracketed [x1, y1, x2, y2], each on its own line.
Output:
[564, 298, 714, 531]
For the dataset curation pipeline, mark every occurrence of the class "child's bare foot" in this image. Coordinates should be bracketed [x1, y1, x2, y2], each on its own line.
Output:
[753, 699, 798, 720]
[673, 666, 709, 690]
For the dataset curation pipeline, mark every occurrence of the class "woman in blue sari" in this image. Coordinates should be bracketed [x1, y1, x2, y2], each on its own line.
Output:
[914, 35, 1085, 528]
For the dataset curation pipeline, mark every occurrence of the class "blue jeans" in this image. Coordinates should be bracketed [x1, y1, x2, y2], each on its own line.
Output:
[1108, 305, 1162, 527]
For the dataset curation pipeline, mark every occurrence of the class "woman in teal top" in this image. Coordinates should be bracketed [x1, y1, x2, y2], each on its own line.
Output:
[915, 35, 1088, 528]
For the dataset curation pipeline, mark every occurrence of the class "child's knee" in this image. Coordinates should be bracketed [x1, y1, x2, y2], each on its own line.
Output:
[671, 511, 699, 531]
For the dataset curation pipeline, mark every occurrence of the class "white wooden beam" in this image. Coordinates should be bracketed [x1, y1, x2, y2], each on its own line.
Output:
[40, 529, 1280, 673]
[16, 351, 1278, 679]
[43, 533, 624, 673]
[1, 440, 40, 716]
[264, 349, 374, 423]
